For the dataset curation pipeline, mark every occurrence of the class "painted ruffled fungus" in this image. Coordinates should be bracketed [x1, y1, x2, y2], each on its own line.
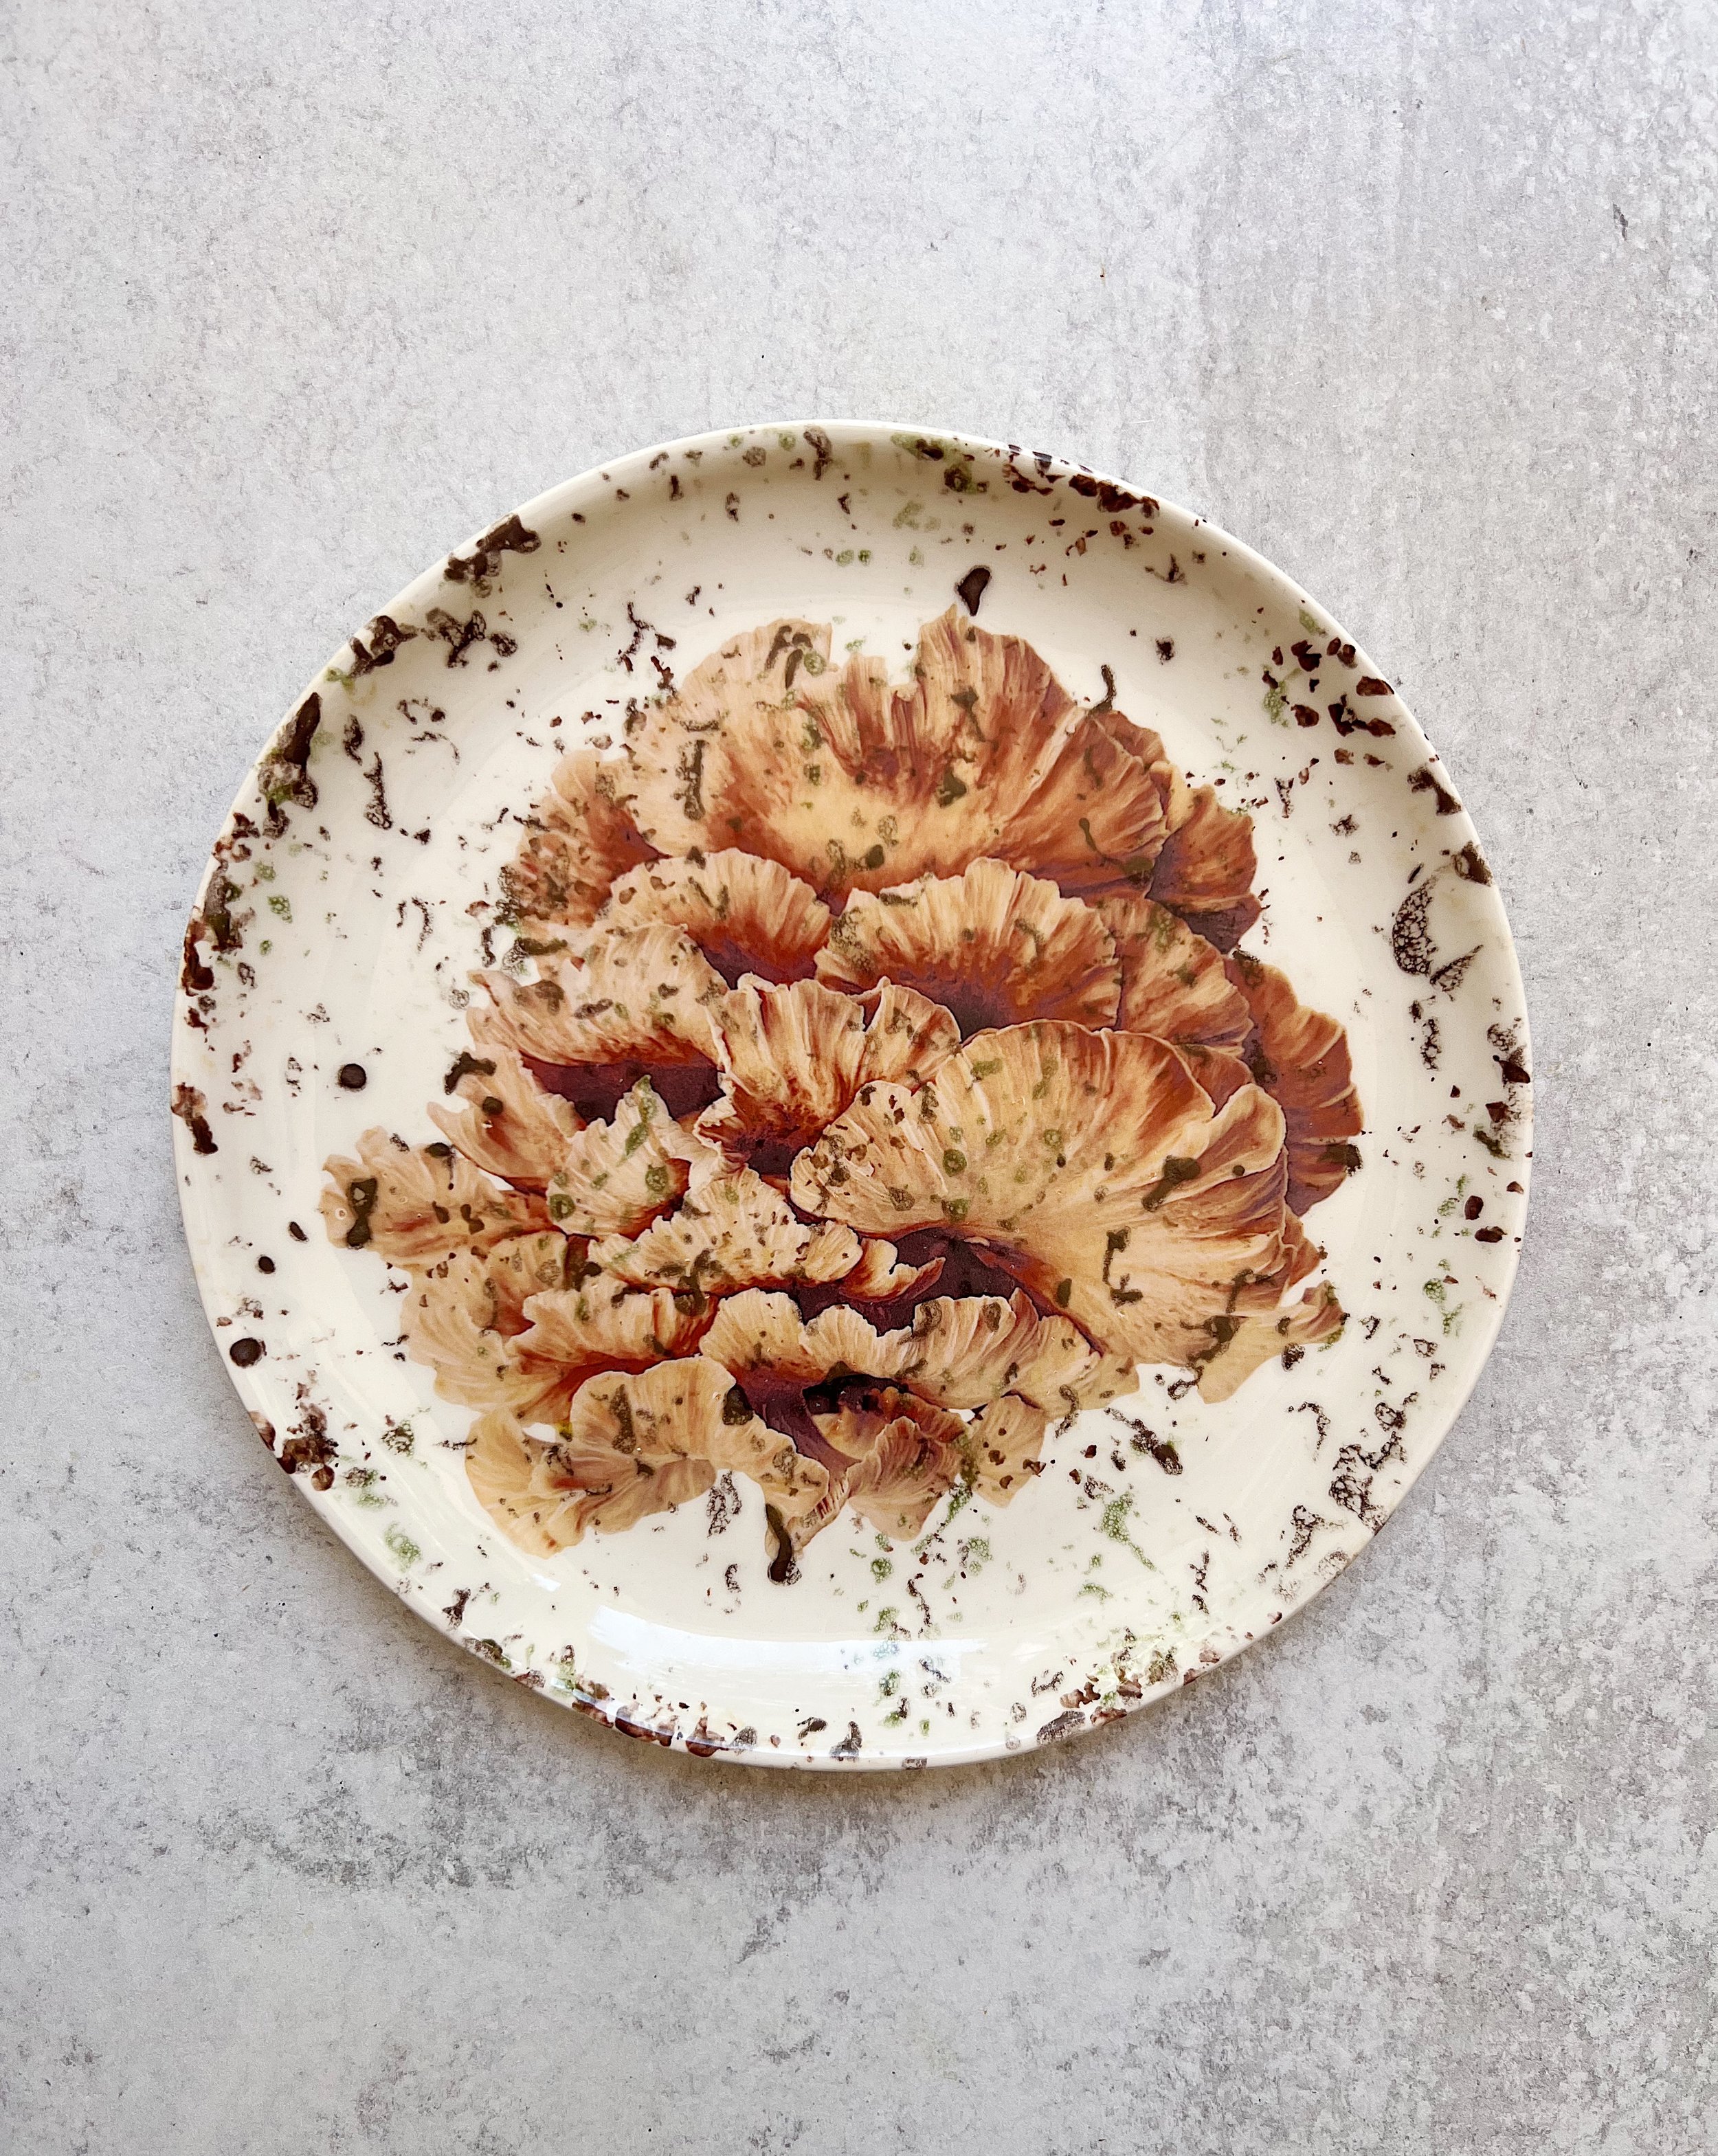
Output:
[324, 607, 1359, 1572]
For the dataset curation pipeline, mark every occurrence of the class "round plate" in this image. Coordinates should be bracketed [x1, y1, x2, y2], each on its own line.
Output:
[173, 421, 1530, 1768]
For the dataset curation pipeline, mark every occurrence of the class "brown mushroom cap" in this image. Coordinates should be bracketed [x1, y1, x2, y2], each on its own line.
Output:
[817, 860, 1122, 1035]
[791, 1020, 1310, 1372]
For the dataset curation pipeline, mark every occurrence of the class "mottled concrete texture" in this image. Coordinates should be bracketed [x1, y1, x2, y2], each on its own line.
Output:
[5, 2, 1716, 2148]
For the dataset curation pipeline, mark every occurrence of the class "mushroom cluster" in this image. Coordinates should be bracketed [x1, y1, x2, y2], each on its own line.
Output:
[322, 608, 1361, 1575]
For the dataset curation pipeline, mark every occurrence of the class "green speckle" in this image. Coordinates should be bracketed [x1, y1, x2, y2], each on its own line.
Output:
[384, 1523, 421, 1568]
[836, 548, 854, 565]
[267, 894, 292, 920]
[1100, 1490, 1152, 1568]
[908, 546, 924, 565]
[1298, 608, 1322, 635]
[871, 1556, 893, 1581]
[858, 549, 871, 563]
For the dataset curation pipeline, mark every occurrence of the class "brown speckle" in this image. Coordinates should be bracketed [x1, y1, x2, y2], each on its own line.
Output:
[1409, 764, 1462, 815]
[955, 564, 992, 616]
[445, 514, 540, 588]
[172, 1083, 218, 1156]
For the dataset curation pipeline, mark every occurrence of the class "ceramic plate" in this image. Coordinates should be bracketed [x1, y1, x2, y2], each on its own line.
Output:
[173, 421, 1530, 1768]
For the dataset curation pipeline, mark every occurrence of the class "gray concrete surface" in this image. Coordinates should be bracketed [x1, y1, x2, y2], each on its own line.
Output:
[5, 3, 1716, 2148]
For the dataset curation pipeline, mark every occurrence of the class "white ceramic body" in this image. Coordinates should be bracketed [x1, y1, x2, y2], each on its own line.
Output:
[172, 422, 1530, 1768]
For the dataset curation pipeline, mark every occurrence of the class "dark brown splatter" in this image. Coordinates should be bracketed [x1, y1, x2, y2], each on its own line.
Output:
[362, 754, 392, 830]
[445, 515, 541, 587]
[955, 564, 992, 616]
[259, 695, 321, 811]
[180, 920, 214, 994]
[229, 1336, 265, 1367]
[337, 1063, 368, 1091]
[172, 1083, 218, 1155]
[279, 1397, 336, 1480]
[1409, 765, 1461, 815]
[1066, 474, 1152, 515]
[348, 615, 416, 674]
[1429, 947, 1481, 993]
[1391, 884, 1436, 975]
[1451, 841, 1491, 884]
[1037, 1708, 1086, 1742]
[1330, 694, 1396, 739]
[425, 608, 489, 668]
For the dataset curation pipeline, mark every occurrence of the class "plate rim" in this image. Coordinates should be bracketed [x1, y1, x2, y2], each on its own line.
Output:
[172, 416, 1534, 1769]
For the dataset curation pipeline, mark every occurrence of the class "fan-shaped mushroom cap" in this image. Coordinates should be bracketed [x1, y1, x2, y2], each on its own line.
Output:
[541, 1080, 706, 1238]
[1225, 952, 1363, 1214]
[590, 1156, 861, 1303]
[791, 1021, 1309, 1373]
[320, 1131, 549, 1265]
[1148, 786, 1261, 952]
[1094, 893, 1252, 1053]
[596, 849, 832, 986]
[475, 924, 727, 1070]
[817, 860, 1120, 1035]
[427, 1040, 585, 1191]
[695, 978, 959, 1170]
[500, 749, 656, 935]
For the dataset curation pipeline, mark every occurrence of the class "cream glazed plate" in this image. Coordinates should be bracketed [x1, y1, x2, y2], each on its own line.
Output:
[173, 420, 1531, 1769]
